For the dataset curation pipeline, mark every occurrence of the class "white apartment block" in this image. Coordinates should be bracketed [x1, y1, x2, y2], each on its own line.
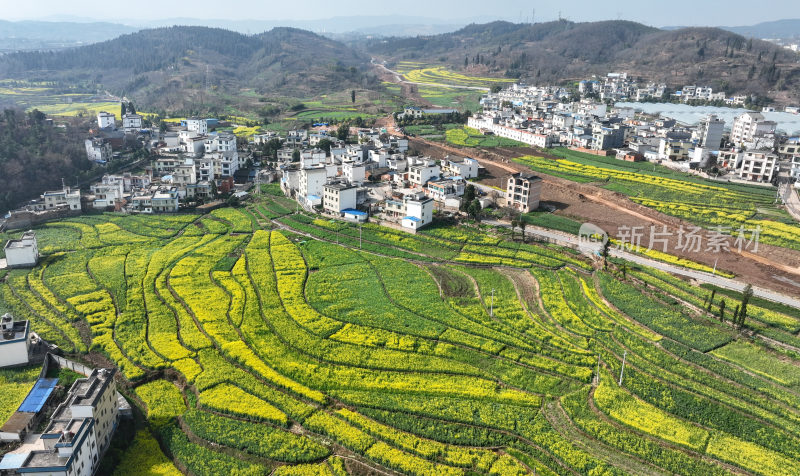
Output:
[730, 112, 776, 147]
[186, 118, 208, 135]
[323, 183, 358, 214]
[299, 167, 328, 206]
[738, 150, 778, 182]
[467, 116, 552, 148]
[696, 114, 725, 149]
[96, 112, 115, 130]
[506, 173, 543, 213]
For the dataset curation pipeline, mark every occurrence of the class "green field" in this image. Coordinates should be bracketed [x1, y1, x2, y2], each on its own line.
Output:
[2, 204, 800, 475]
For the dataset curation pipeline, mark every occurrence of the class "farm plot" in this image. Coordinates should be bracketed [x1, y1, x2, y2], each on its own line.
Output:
[0, 209, 799, 476]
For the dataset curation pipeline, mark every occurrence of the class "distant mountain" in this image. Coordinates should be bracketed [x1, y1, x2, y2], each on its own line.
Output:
[664, 19, 800, 40]
[0, 26, 373, 112]
[0, 20, 139, 52]
[723, 19, 800, 40]
[365, 20, 800, 103]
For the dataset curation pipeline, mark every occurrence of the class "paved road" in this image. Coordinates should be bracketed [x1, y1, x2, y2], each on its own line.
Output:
[484, 218, 800, 310]
[780, 182, 800, 222]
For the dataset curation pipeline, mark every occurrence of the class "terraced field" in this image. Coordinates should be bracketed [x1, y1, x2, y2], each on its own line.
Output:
[3, 199, 800, 475]
[394, 62, 515, 89]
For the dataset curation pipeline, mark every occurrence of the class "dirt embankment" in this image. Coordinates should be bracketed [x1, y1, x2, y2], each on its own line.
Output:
[409, 135, 800, 295]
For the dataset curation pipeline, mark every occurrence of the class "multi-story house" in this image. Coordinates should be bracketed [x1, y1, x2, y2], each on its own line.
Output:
[506, 173, 542, 213]
[122, 113, 143, 133]
[442, 156, 479, 179]
[730, 112, 777, 147]
[738, 150, 778, 182]
[85, 138, 113, 163]
[408, 163, 441, 187]
[186, 118, 208, 135]
[96, 111, 116, 130]
[323, 182, 358, 215]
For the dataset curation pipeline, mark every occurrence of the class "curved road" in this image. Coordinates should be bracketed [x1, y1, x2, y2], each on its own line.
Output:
[485, 218, 800, 310]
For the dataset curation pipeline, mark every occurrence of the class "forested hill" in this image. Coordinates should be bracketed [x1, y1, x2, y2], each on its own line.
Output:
[0, 110, 89, 214]
[365, 20, 800, 103]
[0, 26, 373, 110]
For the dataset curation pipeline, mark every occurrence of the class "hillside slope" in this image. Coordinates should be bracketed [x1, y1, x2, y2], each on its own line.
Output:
[0, 26, 373, 111]
[366, 20, 800, 103]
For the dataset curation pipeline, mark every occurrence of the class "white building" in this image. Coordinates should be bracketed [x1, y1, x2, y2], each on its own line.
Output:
[130, 187, 180, 213]
[122, 113, 143, 133]
[4, 231, 39, 268]
[41, 188, 81, 212]
[402, 196, 434, 231]
[323, 183, 358, 215]
[790, 155, 800, 181]
[408, 163, 441, 187]
[0, 364, 120, 476]
[426, 178, 465, 202]
[85, 138, 112, 163]
[90, 178, 124, 209]
[0, 315, 30, 367]
[506, 173, 543, 213]
[730, 112, 776, 147]
[299, 167, 328, 207]
[186, 118, 208, 135]
[96, 111, 115, 130]
[342, 160, 366, 185]
[442, 156, 479, 179]
[738, 150, 778, 182]
[696, 114, 725, 149]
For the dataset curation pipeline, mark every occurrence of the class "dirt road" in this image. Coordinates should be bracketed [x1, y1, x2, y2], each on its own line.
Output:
[408, 134, 800, 296]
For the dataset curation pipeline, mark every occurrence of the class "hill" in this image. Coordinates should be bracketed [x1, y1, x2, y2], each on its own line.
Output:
[365, 20, 800, 104]
[0, 26, 373, 113]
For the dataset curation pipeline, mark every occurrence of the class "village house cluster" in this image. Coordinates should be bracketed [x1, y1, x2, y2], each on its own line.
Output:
[469, 77, 800, 185]
[275, 126, 541, 231]
[0, 353, 129, 476]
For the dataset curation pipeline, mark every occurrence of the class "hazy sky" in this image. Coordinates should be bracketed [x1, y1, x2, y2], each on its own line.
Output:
[3, 0, 798, 27]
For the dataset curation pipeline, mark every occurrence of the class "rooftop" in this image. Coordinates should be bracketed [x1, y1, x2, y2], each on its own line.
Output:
[1, 317, 29, 343]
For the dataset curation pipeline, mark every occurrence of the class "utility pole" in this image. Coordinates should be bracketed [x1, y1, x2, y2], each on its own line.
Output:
[490, 289, 495, 317]
[712, 258, 718, 275]
[618, 350, 627, 386]
[359, 223, 362, 249]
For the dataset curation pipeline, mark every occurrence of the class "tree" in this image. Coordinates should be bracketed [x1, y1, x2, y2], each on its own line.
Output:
[601, 240, 610, 270]
[738, 284, 753, 329]
[461, 184, 477, 213]
[732, 304, 740, 323]
[120, 102, 126, 118]
[350, 90, 356, 104]
[518, 219, 527, 243]
[337, 123, 350, 141]
[719, 299, 726, 321]
[292, 148, 301, 162]
[467, 199, 482, 221]
[317, 139, 332, 154]
[707, 289, 716, 312]
[510, 218, 519, 241]
[127, 102, 136, 115]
